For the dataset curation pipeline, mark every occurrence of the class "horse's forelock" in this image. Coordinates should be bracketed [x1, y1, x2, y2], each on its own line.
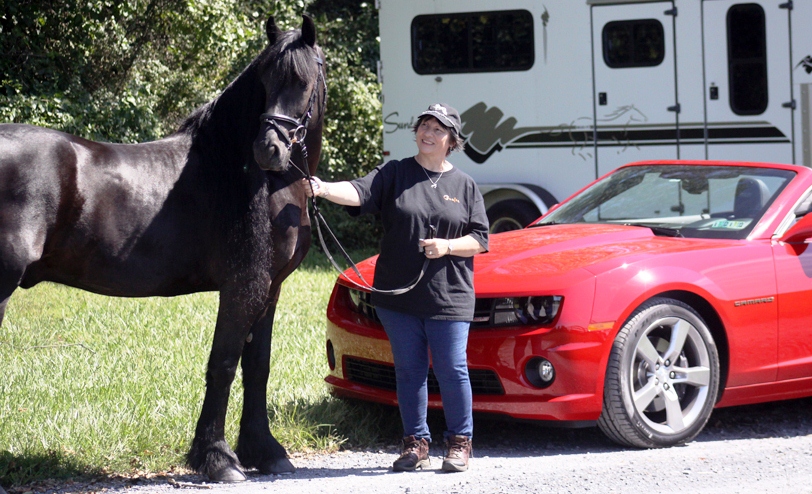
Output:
[263, 28, 319, 89]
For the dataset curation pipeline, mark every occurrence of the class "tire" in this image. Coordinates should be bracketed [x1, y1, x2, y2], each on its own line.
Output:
[487, 200, 540, 233]
[597, 297, 720, 448]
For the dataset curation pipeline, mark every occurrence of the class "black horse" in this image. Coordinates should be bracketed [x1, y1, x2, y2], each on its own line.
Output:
[0, 15, 325, 482]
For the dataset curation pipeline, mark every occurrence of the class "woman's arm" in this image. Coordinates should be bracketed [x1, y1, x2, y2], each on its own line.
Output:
[419, 234, 486, 259]
[299, 177, 361, 207]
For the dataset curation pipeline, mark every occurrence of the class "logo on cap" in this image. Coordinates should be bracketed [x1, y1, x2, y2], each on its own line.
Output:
[430, 104, 448, 116]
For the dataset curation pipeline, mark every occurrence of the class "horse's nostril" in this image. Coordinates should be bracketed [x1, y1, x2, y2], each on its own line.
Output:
[253, 142, 289, 172]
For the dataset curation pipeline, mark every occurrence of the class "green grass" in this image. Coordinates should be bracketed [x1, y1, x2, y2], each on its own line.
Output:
[0, 249, 401, 487]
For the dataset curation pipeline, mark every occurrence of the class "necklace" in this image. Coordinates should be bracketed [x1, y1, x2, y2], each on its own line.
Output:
[421, 164, 445, 188]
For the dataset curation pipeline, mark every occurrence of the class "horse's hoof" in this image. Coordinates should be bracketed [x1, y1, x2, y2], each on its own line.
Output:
[259, 457, 296, 475]
[209, 465, 247, 483]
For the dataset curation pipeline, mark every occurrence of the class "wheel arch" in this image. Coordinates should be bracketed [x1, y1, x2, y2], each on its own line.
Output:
[480, 183, 558, 216]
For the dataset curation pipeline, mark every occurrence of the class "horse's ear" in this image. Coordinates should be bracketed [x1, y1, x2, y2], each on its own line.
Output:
[266, 16, 282, 44]
[301, 15, 317, 47]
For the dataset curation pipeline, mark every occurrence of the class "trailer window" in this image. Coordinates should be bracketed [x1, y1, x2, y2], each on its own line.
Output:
[727, 4, 768, 115]
[602, 19, 665, 68]
[411, 10, 534, 74]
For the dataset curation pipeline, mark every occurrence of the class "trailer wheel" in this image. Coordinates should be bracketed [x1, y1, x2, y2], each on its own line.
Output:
[487, 200, 540, 233]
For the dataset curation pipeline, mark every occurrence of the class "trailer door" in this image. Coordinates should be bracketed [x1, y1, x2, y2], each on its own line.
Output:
[591, 2, 678, 177]
[702, 1, 794, 163]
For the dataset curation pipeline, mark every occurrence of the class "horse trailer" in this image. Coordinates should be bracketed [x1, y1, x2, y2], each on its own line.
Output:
[376, 0, 812, 231]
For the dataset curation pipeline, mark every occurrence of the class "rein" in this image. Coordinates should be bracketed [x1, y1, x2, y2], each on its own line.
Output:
[307, 184, 432, 296]
[266, 56, 428, 295]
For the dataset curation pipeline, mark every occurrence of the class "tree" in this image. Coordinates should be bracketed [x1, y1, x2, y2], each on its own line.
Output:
[0, 0, 384, 249]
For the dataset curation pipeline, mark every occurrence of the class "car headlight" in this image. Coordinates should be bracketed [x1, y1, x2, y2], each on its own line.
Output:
[485, 296, 563, 327]
[348, 288, 362, 311]
[344, 287, 379, 322]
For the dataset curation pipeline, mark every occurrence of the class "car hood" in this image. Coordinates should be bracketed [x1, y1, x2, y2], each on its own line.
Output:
[340, 224, 730, 296]
[472, 224, 727, 295]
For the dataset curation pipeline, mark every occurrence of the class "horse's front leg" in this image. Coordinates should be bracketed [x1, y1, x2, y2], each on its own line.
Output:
[235, 291, 295, 474]
[187, 283, 267, 482]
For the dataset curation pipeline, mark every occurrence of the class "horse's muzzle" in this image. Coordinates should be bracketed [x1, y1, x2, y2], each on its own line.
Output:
[253, 129, 290, 172]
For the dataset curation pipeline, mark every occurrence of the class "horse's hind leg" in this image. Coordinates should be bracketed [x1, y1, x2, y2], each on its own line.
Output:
[235, 300, 295, 475]
[0, 293, 12, 327]
[0, 270, 22, 327]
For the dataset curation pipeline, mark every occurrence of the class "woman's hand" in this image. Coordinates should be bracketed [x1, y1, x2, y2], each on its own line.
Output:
[298, 177, 362, 206]
[419, 238, 451, 259]
[300, 177, 326, 198]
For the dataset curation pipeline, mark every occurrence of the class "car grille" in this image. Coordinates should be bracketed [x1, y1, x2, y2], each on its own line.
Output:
[345, 358, 504, 395]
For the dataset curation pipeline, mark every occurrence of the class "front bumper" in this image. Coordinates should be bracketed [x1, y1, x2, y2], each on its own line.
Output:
[324, 310, 614, 423]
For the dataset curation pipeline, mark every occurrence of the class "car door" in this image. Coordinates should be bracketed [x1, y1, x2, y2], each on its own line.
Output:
[702, 0, 794, 163]
[591, 2, 679, 177]
[773, 189, 812, 381]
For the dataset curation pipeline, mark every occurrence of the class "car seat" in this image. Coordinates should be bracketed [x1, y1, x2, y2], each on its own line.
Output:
[732, 177, 770, 219]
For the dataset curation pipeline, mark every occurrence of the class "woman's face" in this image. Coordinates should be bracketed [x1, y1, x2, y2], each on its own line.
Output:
[415, 117, 452, 158]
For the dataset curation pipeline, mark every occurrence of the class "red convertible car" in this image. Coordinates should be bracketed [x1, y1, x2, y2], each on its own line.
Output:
[323, 160, 812, 448]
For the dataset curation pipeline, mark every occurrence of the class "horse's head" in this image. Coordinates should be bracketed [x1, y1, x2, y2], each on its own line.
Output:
[253, 15, 326, 174]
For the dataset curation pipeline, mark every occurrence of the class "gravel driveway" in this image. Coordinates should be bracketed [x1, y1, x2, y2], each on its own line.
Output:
[11, 397, 812, 494]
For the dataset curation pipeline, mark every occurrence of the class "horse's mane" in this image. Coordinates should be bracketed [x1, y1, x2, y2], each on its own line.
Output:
[171, 25, 321, 254]
[176, 27, 319, 151]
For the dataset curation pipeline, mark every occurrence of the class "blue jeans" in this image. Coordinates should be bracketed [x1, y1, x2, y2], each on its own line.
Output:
[376, 307, 473, 441]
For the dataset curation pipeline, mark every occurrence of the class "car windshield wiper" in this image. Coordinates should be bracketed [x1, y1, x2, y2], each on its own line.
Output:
[623, 223, 684, 237]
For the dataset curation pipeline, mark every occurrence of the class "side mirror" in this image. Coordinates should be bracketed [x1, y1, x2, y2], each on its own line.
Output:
[779, 213, 812, 244]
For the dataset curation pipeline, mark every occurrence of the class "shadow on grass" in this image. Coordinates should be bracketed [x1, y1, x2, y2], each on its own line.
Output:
[10, 395, 811, 489]
[268, 396, 404, 450]
[0, 450, 103, 489]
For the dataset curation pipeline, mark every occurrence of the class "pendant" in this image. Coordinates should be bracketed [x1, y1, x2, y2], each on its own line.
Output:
[431, 184, 438, 188]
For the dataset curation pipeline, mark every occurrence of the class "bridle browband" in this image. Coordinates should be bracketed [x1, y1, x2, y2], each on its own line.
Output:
[268, 55, 429, 296]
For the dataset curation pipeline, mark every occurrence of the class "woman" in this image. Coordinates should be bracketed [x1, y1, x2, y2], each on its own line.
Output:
[300, 103, 489, 472]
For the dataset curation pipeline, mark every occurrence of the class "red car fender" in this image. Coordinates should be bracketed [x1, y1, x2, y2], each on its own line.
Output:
[589, 252, 779, 389]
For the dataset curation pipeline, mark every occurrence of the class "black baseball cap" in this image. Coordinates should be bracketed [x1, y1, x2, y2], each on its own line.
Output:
[418, 103, 461, 137]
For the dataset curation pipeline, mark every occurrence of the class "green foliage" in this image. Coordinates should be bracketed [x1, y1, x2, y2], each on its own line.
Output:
[308, 0, 385, 250]
[0, 0, 265, 142]
[0, 0, 384, 248]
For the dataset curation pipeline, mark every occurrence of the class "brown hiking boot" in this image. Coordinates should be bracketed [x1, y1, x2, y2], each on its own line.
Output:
[442, 435, 472, 472]
[392, 435, 430, 472]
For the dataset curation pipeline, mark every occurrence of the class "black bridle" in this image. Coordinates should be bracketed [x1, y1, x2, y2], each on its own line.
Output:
[260, 55, 327, 161]
[267, 56, 429, 295]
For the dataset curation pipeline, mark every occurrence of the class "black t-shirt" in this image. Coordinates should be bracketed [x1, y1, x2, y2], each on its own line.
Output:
[348, 157, 489, 320]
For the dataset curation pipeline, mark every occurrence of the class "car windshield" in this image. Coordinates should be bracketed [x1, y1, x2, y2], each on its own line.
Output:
[535, 165, 796, 239]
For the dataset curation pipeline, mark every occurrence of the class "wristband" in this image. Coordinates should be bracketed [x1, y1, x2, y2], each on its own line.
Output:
[447, 239, 453, 255]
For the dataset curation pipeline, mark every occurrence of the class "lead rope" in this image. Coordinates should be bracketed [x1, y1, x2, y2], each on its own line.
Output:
[298, 146, 431, 295]
[272, 56, 430, 295]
